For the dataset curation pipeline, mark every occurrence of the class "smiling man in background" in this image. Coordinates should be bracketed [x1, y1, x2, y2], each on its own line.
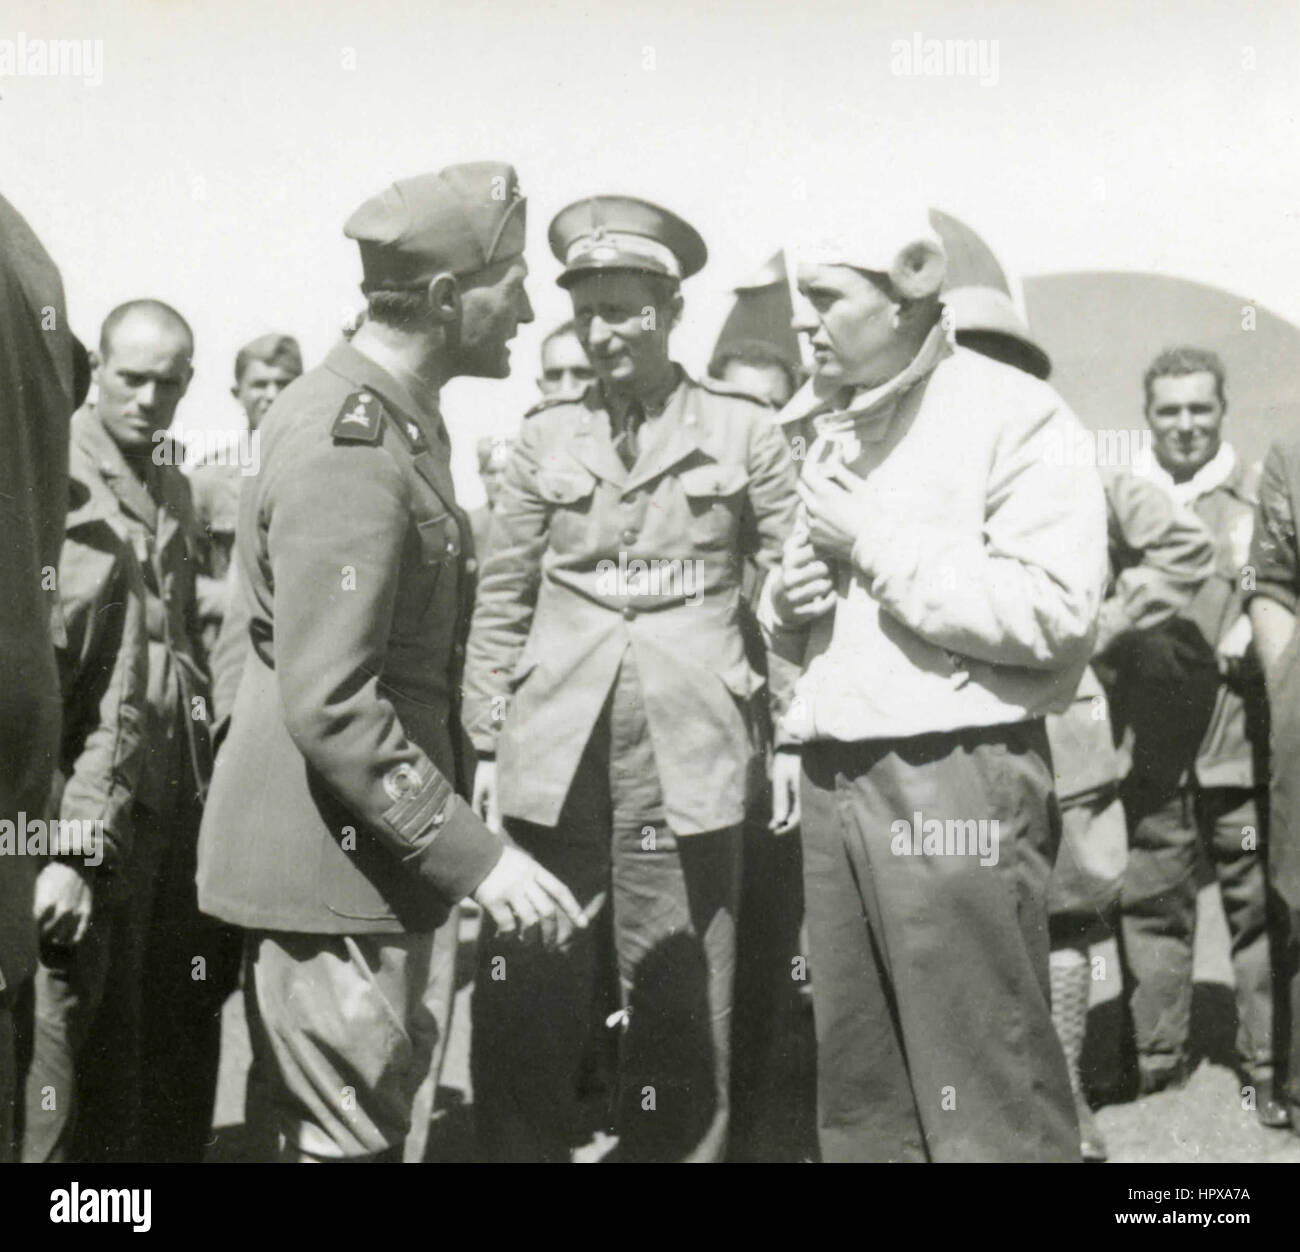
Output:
[1121, 347, 1281, 1120]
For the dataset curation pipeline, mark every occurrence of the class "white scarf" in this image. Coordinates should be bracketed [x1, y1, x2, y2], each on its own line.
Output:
[1134, 440, 1236, 507]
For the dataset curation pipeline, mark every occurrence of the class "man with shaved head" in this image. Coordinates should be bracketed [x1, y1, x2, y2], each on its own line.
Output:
[69, 300, 233, 1161]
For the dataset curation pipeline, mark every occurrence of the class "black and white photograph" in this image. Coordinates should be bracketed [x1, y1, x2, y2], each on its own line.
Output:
[2, 0, 1299, 1224]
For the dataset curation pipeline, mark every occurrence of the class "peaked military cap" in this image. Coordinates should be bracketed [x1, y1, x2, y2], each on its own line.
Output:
[345, 162, 527, 292]
[549, 195, 707, 288]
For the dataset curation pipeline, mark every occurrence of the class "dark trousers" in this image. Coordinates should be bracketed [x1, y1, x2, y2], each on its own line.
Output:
[1121, 786, 1273, 1076]
[473, 658, 742, 1162]
[1277, 908, 1300, 1108]
[799, 719, 1079, 1162]
[0, 1004, 15, 1162]
[74, 797, 237, 1161]
[1110, 618, 1273, 1078]
[728, 799, 817, 1162]
[16, 872, 122, 1161]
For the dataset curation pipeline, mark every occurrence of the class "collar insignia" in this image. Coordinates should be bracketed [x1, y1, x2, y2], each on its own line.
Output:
[332, 390, 385, 444]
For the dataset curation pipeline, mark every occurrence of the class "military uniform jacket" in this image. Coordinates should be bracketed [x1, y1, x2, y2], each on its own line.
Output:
[1249, 438, 1300, 905]
[1049, 473, 1215, 803]
[50, 474, 149, 869]
[1179, 455, 1263, 789]
[197, 341, 503, 935]
[69, 407, 211, 816]
[462, 369, 799, 835]
[189, 457, 242, 645]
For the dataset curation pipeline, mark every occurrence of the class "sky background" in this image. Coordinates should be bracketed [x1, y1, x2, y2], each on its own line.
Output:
[4, 0, 1298, 505]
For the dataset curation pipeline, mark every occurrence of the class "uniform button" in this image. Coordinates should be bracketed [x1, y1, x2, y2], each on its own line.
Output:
[621, 529, 637, 544]
[445, 541, 455, 554]
[465, 558, 478, 575]
[431, 811, 446, 827]
[622, 605, 637, 621]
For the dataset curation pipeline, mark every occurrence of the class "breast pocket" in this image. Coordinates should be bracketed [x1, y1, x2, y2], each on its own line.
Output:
[410, 512, 460, 619]
[534, 467, 598, 552]
[677, 461, 750, 549]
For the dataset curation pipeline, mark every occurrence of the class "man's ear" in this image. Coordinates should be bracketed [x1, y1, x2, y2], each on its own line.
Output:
[89, 350, 102, 384]
[427, 272, 462, 324]
[178, 364, 195, 400]
[666, 289, 685, 333]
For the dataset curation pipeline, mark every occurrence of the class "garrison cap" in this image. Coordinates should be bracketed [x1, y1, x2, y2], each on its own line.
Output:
[344, 162, 527, 292]
[234, 332, 303, 382]
[549, 195, 707, 288]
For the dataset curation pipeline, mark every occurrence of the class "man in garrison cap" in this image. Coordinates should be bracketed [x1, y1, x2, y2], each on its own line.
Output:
[463, 195, 799, 1162]
[758, 210, 1108, 1161]
[197, 163, 585, 1163]
[190, 333, 303, 654]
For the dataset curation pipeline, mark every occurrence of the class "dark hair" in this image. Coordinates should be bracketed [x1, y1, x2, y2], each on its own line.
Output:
[365, 288, 430, 332]
[234, 334, 302, 383]
[708, 340, 800, 393]
[1143, 346, 1226, 408]
[99, 299, 194, 359]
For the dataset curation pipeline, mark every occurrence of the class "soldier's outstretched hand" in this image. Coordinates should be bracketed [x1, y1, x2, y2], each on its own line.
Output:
[471, 845, 587, 952]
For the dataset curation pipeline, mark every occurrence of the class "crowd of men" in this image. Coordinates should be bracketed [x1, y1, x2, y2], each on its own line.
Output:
[2, 163, 1299, 1164]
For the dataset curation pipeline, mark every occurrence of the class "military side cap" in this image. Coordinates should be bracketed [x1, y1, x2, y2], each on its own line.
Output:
[549, 195, 707, 288]
[344, 162, 526, 292]
[235, 333, 303, 381]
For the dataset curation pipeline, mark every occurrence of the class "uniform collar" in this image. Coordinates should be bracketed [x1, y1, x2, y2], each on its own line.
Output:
[776, 318, 953, 440]
[568, 364, 703, 493]
[322, 340, 448, 451]
[322, 340, 464, 520]
[71, 404, 168, 531]
[599, 363, 685, 429]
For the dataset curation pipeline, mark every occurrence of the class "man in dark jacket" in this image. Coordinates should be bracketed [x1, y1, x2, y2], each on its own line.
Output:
[0, 192, 74, 1163]
[197, 163, 582, 1162]
[1247, 436, 1300, 1129]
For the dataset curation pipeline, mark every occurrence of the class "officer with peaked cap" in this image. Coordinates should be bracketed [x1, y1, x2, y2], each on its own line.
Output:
[463, 195, 799, 1162]
[198, 162, 585, 1162]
